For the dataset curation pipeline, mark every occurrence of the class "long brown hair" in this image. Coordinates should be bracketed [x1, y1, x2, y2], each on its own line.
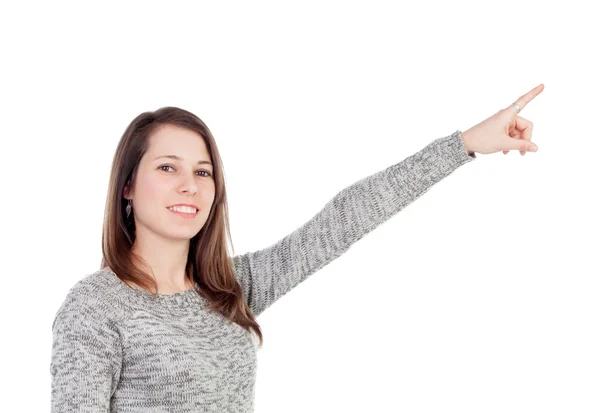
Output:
[99, 106, 263, 347]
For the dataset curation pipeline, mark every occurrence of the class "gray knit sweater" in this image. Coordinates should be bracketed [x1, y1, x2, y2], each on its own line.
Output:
[50, 130, 476, 412]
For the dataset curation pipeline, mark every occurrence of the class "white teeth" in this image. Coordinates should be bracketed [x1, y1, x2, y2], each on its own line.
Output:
[168, 206, 197, 214]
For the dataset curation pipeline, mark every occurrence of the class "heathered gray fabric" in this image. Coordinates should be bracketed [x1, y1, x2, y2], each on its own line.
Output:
[50, 130, 476, 412]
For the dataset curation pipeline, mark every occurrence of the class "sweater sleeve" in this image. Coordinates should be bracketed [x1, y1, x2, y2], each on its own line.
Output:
[232, 130, 476, 317]
[50, 292, 123, 412]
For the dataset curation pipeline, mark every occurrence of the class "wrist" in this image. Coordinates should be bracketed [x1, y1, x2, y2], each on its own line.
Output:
[460, 130, 475, 156]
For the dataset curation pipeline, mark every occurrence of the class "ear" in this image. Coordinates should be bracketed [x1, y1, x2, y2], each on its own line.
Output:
[123, 184, 130, 200]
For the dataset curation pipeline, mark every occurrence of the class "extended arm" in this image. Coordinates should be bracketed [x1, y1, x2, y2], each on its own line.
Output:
[233, 130, 475, 317]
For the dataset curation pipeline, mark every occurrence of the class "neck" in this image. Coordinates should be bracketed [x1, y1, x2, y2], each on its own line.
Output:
[131, 227, 192, 291]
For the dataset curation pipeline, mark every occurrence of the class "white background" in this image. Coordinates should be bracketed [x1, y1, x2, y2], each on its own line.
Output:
[1, 1, 598, 412]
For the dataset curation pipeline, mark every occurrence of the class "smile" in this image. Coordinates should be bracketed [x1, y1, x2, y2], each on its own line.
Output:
[166, 207, 199, 219]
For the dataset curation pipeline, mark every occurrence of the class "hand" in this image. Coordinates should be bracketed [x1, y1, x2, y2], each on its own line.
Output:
[461, 84, 544, 156]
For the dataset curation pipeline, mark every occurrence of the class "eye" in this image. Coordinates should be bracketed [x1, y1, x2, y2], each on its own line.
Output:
[158, 164, 212, 177]
[158, 165, 175, 172]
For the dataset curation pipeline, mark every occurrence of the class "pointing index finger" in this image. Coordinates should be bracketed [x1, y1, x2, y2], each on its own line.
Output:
[513, 83, 545, 112]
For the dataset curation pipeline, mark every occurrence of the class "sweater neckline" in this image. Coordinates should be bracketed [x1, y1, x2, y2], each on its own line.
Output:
[100, 268, 206, 310]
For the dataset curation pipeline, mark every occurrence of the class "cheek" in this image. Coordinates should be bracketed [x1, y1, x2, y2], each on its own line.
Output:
[136, 174, 170, 206]
[200, 181, 216, 204]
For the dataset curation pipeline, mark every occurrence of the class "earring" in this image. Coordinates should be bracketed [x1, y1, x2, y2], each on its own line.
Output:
[126, 199, 132, 218]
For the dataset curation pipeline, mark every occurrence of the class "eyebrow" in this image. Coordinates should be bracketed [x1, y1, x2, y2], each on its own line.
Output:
[154, 155, 212, 166]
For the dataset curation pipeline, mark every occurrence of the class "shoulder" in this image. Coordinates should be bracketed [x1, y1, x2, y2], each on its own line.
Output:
[52, 269, 127, 330]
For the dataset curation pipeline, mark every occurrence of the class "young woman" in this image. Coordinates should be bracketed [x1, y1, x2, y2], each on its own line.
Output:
[50, 84, 543, 412]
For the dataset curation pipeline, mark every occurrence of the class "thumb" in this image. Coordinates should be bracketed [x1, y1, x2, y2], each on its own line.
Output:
[505, 136, 538, 152]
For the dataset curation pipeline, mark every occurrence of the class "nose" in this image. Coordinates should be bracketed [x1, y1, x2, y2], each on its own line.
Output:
[179, 173, 198, 195]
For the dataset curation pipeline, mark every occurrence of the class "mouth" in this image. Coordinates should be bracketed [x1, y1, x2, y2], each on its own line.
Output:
[166, 207, 199, 218]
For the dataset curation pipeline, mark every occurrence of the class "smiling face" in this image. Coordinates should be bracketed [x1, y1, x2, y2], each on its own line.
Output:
[124, 123, 216, 242]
